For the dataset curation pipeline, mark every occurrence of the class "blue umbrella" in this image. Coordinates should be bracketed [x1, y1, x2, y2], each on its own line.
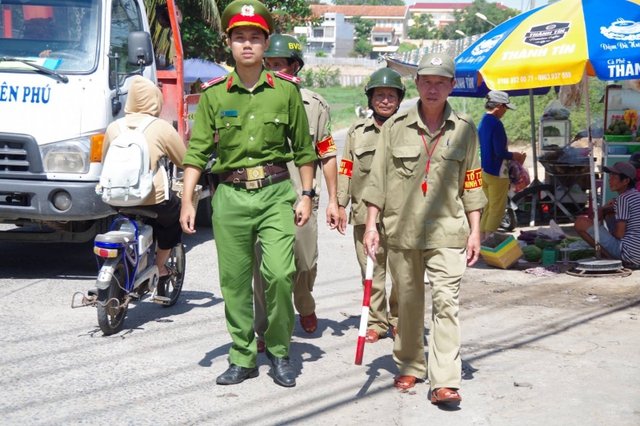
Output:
[183, 58, 229, 84]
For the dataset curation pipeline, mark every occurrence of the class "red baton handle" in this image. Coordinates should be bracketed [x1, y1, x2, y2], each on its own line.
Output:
[355, 255, 374, 365]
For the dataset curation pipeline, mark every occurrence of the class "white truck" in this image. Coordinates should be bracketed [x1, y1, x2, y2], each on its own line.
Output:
[0, 0, 207, 242]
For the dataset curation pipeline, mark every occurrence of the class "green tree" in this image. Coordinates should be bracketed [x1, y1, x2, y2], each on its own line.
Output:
[438, 0, 518, 40]
[354, 39, 373, 57]
[407, 13, 436, 39]
[396, 41, 417, 53]
[161, 0, 315, 63]
[334, 0, 404, 4]
[349, 16, 374, 57]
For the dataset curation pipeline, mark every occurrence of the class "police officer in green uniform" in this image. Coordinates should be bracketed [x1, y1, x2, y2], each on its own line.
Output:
[179, 0, 317, 388]
[337, 68, 405, 344]
[362, 53, 487, 404]
[253, 34, 340, 349]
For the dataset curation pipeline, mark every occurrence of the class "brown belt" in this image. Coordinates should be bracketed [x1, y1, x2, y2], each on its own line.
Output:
[218, 162, 289, 190]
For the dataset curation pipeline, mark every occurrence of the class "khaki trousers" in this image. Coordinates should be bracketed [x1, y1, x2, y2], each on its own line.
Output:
[480, 171, 510, 233]
[254, 208, 318, 339]
[353, 224, 397, 335]
[387, 247, 465, 390]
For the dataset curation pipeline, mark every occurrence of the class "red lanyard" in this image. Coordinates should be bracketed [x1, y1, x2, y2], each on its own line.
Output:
[419, 127, 444, 195]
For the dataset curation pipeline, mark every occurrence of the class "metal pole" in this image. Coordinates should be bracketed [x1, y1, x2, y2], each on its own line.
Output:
[584, 72, 601, 258]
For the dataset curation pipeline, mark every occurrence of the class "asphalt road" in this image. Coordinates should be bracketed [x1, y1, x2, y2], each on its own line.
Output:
[1, 102, 639, 425]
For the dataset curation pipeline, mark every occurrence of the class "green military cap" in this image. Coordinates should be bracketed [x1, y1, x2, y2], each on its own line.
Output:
[417, 52, 455, 78]
[221, 0, 274, 35]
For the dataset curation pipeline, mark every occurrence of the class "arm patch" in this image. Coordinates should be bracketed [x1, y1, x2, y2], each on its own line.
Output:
[339, 159, 353, 178]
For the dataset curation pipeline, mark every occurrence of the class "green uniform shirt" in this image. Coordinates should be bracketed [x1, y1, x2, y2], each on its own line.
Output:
[337, 116, 381, 226]
[287, 88, 336, 206]
[363, 102, 487, 250]
[183, 69, 317, 173]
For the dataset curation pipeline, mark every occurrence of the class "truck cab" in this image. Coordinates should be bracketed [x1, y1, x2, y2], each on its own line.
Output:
[0, 0, 194, 242]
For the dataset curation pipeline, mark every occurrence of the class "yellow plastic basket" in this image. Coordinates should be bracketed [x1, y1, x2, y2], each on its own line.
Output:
[481, 233, 523, 269]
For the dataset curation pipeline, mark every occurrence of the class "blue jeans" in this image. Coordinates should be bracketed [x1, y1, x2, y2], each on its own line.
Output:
[587, 225, 622, 259]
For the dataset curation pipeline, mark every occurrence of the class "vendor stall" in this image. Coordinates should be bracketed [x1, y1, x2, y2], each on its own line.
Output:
[602, 84, 640, 203]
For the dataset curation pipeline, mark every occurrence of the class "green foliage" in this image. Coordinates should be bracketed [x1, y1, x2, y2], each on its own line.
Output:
[354, 39, 373, 57]
[407, 13, 437, 39]
[334, 0, 404, 4]
[351, 16, 374, 42]
[447, 80, 607, 144]
[315, 50, 326, 58]
[178, 0, 314, 63]
[437, 0, 519, 40]
[396, 42, 418, 53]
[299, 67, 341, 88]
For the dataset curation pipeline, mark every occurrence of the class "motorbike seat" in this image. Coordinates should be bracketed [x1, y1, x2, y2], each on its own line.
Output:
[95, 231, 136, 245]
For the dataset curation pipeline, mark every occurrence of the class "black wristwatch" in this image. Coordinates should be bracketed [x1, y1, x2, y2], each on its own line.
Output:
[302, 189, 316, 199]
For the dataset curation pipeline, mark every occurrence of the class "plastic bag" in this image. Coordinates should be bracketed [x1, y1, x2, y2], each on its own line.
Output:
[559, 81, 583, 109]
[541, 100, 570, 120]
[508, 160, 530, 192]
[536, 219, 565, 239]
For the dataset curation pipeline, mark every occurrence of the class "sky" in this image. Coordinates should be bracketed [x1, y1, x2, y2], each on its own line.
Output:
[403, 0, 550, 13]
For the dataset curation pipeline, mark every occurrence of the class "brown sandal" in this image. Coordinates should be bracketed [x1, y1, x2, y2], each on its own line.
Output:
[430, 387, 461, 404]
[365, 329, 379, 343]
[393, 375, 417, 389]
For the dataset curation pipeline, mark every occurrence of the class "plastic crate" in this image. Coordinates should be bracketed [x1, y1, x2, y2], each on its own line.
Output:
[603, 135, 633, 142]
[481, 233, 524, 269]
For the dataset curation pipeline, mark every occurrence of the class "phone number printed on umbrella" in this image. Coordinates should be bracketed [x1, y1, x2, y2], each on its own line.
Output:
[498, 72, 571, 86]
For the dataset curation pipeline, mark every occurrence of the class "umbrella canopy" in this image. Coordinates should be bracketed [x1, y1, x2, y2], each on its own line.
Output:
[456, 0, 640, 90]
[183, 58, 229, 84]
[455, 0, 640, 256]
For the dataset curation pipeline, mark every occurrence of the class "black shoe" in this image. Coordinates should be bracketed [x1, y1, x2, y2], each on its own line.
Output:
[216, 364, 259, 385]
[266, 350, 296, 387]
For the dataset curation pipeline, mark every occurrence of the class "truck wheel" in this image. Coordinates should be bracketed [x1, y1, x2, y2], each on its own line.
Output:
[195, 196, 213, 228]
[97, 261, 127, 335]
[157, 243, 185, 307]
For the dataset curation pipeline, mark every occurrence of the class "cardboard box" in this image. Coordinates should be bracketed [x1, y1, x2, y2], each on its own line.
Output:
[481, 233, 523, 269]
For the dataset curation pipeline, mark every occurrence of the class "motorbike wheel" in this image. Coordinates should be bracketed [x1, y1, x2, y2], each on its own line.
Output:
[500, 208, 517, 232]
[157, 243, 185, 307]
[97, 261, 127, 335]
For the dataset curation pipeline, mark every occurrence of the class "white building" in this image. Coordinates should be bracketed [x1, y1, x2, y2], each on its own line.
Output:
[409, 2, 508, 29]
[310, 5, 410, 42]
[296, 13, 355, 58]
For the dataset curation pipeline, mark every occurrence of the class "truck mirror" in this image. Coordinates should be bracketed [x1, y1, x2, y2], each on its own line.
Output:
[128, 31, 154, 66]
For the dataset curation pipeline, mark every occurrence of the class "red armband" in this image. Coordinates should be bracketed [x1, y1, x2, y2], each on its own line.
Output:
[316, 136, 337, 157]
[339, 159, 353, 178]
[464, 168, 482, 190]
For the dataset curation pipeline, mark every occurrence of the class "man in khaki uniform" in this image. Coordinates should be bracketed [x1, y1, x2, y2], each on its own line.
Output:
[362, 53, 486, 405]
[337, 68, 406, 343]
[254, 34, 339, 349]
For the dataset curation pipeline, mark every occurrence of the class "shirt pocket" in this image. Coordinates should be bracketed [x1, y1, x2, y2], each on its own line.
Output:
[392, 145, 422, 179]
[354, 144, 376, 174]
[438, 147, 465, 182]
[214, 116, 242, 149]
[263, 112, 289, 145]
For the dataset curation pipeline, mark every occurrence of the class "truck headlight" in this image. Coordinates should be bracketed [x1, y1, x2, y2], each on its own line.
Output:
[41, 139, 91, 173]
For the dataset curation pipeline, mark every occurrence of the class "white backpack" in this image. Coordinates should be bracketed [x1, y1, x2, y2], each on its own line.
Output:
[100, 116, 159, 206]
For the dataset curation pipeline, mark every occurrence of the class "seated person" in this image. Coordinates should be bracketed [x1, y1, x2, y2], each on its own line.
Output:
[630, 152, 640, 190]
[574, 161, 640, 266]
[102, 76, 187, 279]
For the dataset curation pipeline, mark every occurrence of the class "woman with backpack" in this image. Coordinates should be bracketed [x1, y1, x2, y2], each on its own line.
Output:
[101, 76, 186, 282]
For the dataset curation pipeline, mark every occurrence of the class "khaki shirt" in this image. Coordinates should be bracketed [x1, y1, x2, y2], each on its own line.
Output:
[337, 116, 381, 225]
[363, 102, 487, 249]
[183, 69, 317, 173]
[287, 88, 336, 207]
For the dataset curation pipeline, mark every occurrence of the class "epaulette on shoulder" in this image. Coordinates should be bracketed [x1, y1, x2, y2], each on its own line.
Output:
[310, 91, 328, 106]
[200, 75, 228, 90]
[275, 71, 301, 84]
[453, 109, 474, 126]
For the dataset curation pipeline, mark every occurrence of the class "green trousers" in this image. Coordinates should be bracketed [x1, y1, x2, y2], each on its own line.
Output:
[253, 207, 318, 340]
[212, 181, 297, 368]
[353, 224, 397, 335]
[387, 247, 465, 391]
[480, 171, 510, 233]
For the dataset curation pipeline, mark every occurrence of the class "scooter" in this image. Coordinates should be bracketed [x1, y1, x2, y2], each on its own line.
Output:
[72, 210, 185, 335]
